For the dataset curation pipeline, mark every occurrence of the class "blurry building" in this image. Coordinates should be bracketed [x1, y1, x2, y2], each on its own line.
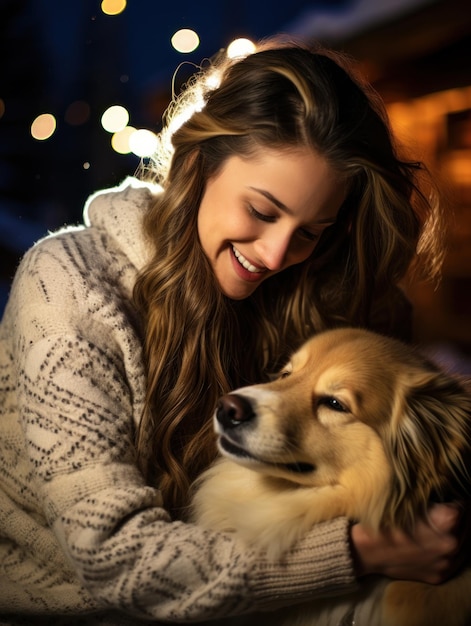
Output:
[320, 0, 471, 357]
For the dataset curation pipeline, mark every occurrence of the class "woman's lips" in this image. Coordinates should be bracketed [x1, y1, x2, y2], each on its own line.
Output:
[232, 246, 263, 273]
[230, 246, 267, 282]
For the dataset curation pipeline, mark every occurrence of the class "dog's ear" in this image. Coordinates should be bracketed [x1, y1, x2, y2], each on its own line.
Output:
[383, 366, 471, 530]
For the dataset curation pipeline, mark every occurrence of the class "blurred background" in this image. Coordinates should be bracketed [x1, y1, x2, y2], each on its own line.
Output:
[1, 0, 470, 369]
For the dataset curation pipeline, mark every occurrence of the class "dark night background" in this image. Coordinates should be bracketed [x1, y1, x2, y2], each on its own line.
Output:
[1, 0, 470, 365]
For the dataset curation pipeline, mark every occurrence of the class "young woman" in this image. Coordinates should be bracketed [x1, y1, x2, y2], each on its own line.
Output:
[0, 38, 462, 625]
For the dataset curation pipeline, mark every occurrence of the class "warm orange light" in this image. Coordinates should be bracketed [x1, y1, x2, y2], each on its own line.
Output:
[387, 85, 471, 158]
[101, 0, 126, 16]
[31, 113, 56, 140]
[443, 151, 471, 185]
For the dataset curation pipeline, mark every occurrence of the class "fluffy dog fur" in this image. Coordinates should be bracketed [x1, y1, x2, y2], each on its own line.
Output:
[191, 327, 471, 626]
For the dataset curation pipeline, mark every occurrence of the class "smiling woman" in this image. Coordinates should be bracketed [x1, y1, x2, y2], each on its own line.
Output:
[197, 148, 344, 299]
[0, 37, 458, 625]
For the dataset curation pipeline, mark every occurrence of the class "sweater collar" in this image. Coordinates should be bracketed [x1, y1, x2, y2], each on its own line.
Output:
[83, 177, 162, 271]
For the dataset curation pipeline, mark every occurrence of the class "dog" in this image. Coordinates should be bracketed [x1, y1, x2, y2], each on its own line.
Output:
[191, 327, 471, 626]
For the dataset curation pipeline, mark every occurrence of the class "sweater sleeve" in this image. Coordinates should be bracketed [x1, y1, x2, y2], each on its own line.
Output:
[8, 237, 356, 622]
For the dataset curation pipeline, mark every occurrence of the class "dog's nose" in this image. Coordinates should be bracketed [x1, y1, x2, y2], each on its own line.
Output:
[216, 394, 255, 428]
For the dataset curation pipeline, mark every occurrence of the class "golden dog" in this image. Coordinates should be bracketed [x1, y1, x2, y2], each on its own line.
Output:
[191, 327, 471, 626]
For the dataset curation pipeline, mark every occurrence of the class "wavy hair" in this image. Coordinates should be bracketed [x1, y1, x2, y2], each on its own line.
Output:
[133, 37, 446, 517]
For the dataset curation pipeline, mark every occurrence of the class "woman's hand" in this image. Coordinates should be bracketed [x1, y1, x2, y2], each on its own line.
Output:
[350, 503, 468, 584]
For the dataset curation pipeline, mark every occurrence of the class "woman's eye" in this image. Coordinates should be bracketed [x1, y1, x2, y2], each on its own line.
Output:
[298, 228, 320, 242]
[247, 204, 322, 242]
[247, 204, 275, 223]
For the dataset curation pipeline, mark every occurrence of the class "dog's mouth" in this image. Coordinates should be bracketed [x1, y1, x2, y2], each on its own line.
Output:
[218, 436, 315, 474]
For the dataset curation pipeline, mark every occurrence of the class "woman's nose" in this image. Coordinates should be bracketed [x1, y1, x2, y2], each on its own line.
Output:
[255, 231, 293, 271]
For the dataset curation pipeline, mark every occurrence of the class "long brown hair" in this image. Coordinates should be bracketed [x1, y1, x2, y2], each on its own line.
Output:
[133, 38, 445, 518]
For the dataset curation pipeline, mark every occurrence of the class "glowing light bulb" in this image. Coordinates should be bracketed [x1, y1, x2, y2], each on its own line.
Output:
[226, 38, 256, 59]
[101, 105, 129, 133]
[31, 113, 56, 140]
[171, 29, 200, 53]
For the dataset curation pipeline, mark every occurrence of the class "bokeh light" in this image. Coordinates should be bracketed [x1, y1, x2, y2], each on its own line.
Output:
[171, 29, 200, 53]
[101, 0, 126, 16]
[226, 38, 256, 59]
[101, 105, 129, 133]
[0, 98, 5, 119]
[111, 125, 136, 154]
[205, 70, 222, 91]
[65, 100, 90, 126]
[31, 113, 57, 140]
[128, 129, 158, 157]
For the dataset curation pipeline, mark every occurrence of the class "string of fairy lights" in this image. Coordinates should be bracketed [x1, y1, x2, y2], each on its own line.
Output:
[26, 1, 256, 165]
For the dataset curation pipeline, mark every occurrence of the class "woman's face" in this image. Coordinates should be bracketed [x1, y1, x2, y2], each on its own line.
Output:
[197, 147, 347, 300]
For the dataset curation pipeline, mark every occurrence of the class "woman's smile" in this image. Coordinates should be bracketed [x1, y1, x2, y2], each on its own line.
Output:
[231, 246, 266, 277]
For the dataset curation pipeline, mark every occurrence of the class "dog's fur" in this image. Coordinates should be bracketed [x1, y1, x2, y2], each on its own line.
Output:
[191, 328, 471, 626]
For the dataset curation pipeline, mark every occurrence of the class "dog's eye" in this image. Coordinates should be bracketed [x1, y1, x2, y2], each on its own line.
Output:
[318, 396, 347, 412]
[279, 371, 291, 379]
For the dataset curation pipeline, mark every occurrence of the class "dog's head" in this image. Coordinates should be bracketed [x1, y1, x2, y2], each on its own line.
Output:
[214, 328, 471, 530]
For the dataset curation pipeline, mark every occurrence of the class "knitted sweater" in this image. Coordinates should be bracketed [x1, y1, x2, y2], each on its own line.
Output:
[0, 178, 356, 624]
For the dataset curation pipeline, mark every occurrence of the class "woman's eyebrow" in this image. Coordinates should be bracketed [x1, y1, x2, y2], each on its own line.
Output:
[248, 186, 291, 213]
[247, 186, 337, 225]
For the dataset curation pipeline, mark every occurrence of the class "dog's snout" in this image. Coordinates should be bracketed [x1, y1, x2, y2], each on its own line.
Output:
[216, 394, 255, 428]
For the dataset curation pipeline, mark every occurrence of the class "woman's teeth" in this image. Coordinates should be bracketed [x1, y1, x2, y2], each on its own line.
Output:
[233, 247, 263, 273]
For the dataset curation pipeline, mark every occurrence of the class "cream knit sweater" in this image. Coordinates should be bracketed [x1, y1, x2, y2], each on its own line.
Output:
[0, 178, 355, 624]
